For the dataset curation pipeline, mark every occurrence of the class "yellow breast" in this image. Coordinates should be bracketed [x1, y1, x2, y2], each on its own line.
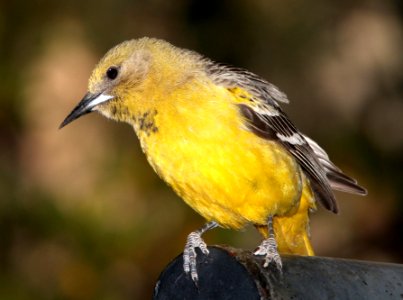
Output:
[133, 80, 303, 229]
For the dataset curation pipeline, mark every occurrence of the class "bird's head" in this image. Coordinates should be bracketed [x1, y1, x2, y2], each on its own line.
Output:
[60, 37, 196, 128]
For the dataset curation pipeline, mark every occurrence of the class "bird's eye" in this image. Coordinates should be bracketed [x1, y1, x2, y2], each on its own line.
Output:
[106, 67, 119, 80]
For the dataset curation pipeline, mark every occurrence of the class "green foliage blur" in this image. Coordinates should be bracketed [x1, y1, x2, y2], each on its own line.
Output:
[0, 0, 402, 299]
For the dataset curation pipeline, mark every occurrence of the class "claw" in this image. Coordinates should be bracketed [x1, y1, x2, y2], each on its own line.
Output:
[254, 237, 283, 270]
[182, 221, 218, 283]
[183, 231, 209, 283]
[254, 216, 282, 271]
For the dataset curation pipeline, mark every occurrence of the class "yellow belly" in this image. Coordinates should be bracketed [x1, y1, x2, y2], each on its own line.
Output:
[135, 85, 303, 229]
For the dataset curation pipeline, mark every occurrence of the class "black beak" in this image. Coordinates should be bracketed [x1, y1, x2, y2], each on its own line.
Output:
[59, 92, 98, 129]
[59, 92, 112, 129]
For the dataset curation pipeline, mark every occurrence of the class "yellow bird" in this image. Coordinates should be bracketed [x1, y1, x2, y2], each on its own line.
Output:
[61, 37, 366, 282]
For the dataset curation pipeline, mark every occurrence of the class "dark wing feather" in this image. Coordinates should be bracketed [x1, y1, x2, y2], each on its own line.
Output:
[303, 136, 367, 195]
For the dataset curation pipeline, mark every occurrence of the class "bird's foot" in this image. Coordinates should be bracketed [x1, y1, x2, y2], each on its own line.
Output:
[183, 231, 209, 283]
[254, 236, 283, 270]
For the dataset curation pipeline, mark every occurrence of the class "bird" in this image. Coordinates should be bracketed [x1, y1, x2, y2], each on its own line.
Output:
[60, 37, 367, 283]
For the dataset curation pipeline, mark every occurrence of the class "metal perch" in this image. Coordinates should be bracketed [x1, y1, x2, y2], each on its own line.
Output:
[153, 246, 403, 300]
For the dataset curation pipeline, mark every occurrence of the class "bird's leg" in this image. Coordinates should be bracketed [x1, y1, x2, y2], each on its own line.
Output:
[183, 221, 218, 283]
[254, 216, 282, 270]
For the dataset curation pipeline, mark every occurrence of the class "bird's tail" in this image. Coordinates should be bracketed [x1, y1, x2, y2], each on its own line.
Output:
[256, 176, 316, 256]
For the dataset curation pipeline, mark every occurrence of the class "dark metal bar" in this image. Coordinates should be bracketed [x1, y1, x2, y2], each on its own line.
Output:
[153, 246, 403, 300]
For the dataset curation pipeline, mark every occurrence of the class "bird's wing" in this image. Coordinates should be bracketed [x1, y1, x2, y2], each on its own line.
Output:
[207, 63, 366, 213]
[303, 135, 367, 195]
[238, 103, 339, 213]
[206, 63, 289, 106]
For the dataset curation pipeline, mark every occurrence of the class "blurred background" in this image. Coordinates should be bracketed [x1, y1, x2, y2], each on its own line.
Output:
[0, 0, 402, 299]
